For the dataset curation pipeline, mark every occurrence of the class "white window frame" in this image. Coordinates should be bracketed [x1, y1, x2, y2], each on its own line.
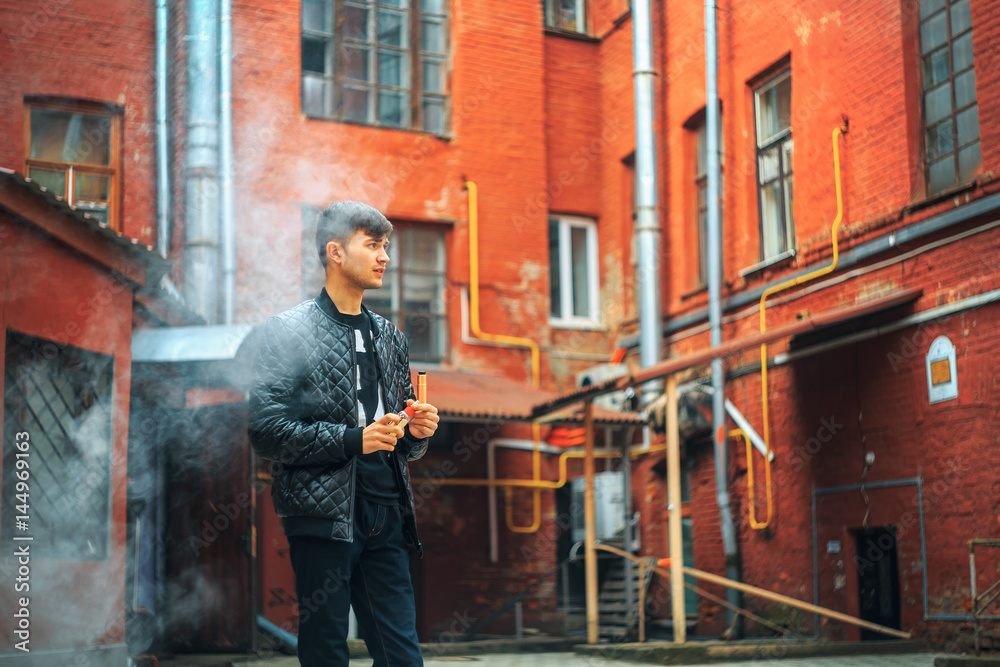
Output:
[753, 70, 795, 263]
[549, 215, 601, 328]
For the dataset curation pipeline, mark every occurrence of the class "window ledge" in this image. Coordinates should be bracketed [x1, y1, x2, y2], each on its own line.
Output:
[738, 249, 796, 278]
[543, 27, 599, 43]
[680, 284, 708, 301]
[907, 173, 990, 215]
[549, 319, 605, 331]
[303, 114, 452, 141]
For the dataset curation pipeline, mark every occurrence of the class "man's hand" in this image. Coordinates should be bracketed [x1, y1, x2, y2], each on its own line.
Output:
[362, 414, 405, 455]
[405, 399, 439, 440]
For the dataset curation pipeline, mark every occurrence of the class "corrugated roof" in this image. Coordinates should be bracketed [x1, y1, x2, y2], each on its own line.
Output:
[412, 369, 645, 426]
[0, 168, 169, 278]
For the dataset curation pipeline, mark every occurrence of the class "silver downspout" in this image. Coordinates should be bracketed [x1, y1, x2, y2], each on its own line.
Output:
[184, 0, 221, 323]
[156, 0, 170, 258]
[632, 0, 662, 393]
[220, 0, 236, 324]
[705, 0, 741, 632]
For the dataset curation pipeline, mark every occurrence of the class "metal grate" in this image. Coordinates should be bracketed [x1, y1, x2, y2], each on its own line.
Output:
[3, 330, 114, 559]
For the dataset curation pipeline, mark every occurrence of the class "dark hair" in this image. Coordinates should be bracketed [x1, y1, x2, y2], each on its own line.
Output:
[315, 201, 393, 266]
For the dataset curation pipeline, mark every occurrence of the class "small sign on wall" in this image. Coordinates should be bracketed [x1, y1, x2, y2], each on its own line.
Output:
[926, 335, 958, 404]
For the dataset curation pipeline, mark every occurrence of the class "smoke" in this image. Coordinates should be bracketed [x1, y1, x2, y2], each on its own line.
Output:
[0, 333, 124, 650]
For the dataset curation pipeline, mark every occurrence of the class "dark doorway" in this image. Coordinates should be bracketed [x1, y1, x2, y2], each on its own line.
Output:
[855, 526, 901, 639]
[556, 484, 586, 610]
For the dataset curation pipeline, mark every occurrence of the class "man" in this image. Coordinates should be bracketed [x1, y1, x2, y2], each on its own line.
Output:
[249, 201, 438, 666]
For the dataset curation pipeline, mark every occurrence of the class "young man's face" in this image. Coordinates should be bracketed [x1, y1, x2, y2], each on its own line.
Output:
[330, 229, 390, 291]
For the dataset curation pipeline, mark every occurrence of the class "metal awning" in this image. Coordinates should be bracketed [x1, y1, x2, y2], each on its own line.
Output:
[409, 368, 645, 426]
[132, 324, 258, 363]
[532, 287, 923, 418]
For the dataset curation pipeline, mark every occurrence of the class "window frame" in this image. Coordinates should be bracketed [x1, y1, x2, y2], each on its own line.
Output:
[752, 70, 794, 263]
[918, 0, 981, 195]
[544, 0, 587, 34]
[693, 115, 723, 290]
[301, 0, 450, 134]
[549, 215, 601, 329]
[364, 225, 449, 364]
[23, 99, 122, 231]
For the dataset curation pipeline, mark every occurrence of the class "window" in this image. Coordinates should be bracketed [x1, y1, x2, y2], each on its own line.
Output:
[2, 331, 114, 560]
[366, 227, 448, 363]
[301, 0, 449, 134]
[694, 118, 723, 288]
[919, 0, 981, 194]
[549, 216, 599, 326]
[24, 100, 122, 230]
[753, 71, 794, 262]
[545, 0, 586, 33]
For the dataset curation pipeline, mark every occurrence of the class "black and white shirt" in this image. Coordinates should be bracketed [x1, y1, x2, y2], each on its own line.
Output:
[333, 306, 401, 505]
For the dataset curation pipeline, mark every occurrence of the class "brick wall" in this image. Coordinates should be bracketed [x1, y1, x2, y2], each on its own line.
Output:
[0, 0, 158, 246]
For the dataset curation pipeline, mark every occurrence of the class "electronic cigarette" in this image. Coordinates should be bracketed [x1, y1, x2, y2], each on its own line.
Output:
[417, 371, 427, 404]
[388, 371, 428, 429]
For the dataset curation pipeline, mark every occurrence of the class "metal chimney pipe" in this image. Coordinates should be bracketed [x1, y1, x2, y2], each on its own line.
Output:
[632, 0, 663, 387]
[156, 0, 170, 259]
[184, 0, 221, 323]
[705, 0, 742, 632]
[220, 0, 236, 324]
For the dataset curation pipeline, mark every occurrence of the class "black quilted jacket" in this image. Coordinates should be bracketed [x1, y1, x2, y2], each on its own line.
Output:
[248, 290, 428, 555]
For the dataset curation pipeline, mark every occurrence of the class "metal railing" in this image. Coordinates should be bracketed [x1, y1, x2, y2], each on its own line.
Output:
[971, 539, 1000, 653]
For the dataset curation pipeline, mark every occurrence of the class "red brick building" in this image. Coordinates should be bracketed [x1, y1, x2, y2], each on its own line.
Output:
[1, 0, 998, 658]
[647, 0, 1000, 648]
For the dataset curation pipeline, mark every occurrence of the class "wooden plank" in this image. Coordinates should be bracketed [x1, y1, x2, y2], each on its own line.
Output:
[584, 400, 599, 644]
[666, 375, 686, 643]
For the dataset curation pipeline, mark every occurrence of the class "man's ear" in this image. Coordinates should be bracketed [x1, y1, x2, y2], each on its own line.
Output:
[326, 240, 342, 266]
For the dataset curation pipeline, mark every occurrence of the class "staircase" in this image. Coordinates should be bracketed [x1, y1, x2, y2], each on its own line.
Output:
[597, 554, 655, 641]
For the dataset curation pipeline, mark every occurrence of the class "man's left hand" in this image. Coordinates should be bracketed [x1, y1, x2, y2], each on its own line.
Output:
[405, 399, 439, 440]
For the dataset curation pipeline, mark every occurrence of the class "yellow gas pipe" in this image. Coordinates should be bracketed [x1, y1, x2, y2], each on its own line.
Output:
[506, 421, 544, 532]
[466, 180, 541, 387]
[732, 428, 772, 530]
[753, 124, 847, 530]
[421, 182, 660, 533]
[465, 179, 545, 530]
[413, 444, 623, 490]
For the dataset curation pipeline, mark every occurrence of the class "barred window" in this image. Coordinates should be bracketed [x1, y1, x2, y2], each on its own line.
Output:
[302, 0, 449, 134]
[2, 331, 114, 560]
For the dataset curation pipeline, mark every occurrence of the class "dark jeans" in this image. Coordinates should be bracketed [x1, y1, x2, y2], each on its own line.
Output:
[288, 498, 422, 667]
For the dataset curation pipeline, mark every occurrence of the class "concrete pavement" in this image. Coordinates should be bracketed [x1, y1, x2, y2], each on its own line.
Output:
[159, 637, 993, 667]
[353, 652, 940, 666]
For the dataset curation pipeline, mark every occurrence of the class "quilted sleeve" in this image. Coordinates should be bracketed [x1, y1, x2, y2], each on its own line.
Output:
[396, 330, 429, 462]
[248, 316, 353, 466]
